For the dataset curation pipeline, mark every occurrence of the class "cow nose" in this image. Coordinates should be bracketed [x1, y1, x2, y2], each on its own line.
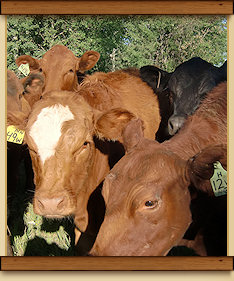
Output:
[34, 196, 67, 217]
[168, 115, 186, 136]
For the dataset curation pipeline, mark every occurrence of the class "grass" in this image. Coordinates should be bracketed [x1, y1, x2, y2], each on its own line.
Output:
[11, 203, 72, 256]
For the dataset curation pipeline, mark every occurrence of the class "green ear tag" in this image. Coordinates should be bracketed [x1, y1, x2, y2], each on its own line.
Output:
[18, 63, 30, 76]
[7, 125, 25, 144]
[210, 161, 227, 197]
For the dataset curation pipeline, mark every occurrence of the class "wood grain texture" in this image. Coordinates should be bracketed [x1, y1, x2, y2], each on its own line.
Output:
[1, 256, 233, 271]
[1, 1, 233, 15]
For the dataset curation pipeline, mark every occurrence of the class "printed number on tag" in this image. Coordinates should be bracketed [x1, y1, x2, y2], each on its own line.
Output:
[210, 161, 227, 197]
[7, 126, 25, 144]
[18, 63, 30, 76]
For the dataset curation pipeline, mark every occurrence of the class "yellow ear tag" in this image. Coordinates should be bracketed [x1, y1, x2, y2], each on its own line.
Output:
[7, 125, 25, 144]
[210, 161, 227, 197]
[18, 63, 30, 76]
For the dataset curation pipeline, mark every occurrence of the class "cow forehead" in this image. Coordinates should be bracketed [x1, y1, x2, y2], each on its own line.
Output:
[29, 104, 74, 164]
[105, 149, 186, 202]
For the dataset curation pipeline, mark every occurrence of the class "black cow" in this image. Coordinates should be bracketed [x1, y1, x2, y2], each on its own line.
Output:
[140, 58, 227, 140]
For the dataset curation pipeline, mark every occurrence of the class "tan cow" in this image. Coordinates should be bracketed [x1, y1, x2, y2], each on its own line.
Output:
[16, 45, 100, 93]
[9, 70, 161, 242]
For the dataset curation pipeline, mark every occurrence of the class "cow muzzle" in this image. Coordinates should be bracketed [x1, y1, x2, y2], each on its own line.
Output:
[34, 194, 71, 218]
[168, 115, 186, 136]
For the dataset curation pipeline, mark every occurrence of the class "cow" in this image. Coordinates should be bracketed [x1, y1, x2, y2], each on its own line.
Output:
[15, 45, 100, 94]
[8, 70, 161, 253]
[90, 82, 227, 256]
[167, 58, 227, 136]
[140, 58, 227, 140]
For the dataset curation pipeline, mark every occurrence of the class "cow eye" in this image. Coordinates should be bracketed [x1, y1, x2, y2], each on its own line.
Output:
[83, 141, 90, 147]
[144, 200, 157, 209]
[69, 69, 74, 73]
[39, 68, 43, 72]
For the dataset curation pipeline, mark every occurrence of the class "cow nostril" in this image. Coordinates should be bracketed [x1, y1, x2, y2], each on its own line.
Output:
[57, 198, 65, 210]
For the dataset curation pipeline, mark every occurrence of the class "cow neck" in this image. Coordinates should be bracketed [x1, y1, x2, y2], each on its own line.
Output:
[161, 118, 218, 160]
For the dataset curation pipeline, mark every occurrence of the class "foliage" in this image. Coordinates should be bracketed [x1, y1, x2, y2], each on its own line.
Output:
[7, 15, 227, 74]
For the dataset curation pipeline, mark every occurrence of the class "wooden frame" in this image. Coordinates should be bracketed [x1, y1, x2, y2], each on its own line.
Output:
[1, 0, 233, 271]
[1, 0, 233, 15]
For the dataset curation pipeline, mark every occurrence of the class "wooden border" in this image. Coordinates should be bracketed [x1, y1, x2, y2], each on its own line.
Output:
[2, 0, 232, 272]
[1, 256, 233, 271]
[1, 0, 233, 15]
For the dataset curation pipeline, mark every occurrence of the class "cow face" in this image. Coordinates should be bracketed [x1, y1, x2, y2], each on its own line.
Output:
[16, 45, 100, 93]
[16, 91, 135, 233]
[91, 119, 226, 256]
[24, 92, 95, 229]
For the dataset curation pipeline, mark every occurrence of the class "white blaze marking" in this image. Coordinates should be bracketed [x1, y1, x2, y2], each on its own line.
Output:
[29, 104, 74, 163]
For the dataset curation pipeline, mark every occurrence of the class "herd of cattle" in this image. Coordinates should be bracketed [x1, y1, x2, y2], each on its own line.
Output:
[7, 44, 227, 256]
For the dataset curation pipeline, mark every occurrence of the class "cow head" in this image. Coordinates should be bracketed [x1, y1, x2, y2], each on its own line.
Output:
[7, 70, 31, 118]
[9, 90, 136, 234]
[16, 45, 100, 93]
[167, 57, 227, 136]
[90, 119, 226, 256]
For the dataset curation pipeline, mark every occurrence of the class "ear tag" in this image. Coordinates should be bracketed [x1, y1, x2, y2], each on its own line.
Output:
[18, 63, 30, 76]
[7, 125, 25, 144]
[210, 161, 227, 197]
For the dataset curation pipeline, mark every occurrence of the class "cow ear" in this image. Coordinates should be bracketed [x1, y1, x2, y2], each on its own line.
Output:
[7, 111, 29, 132]
[122, 118, 145, 152]
[78, 51, 100, 72]
[95, 108, 135, 141]
[16, 55, 40, 72]
[186, 144, 227, 195]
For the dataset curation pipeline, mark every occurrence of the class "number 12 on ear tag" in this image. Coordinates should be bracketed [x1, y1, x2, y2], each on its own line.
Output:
[210, 161, 227, 197]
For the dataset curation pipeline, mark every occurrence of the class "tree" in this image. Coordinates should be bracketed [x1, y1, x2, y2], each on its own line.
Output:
[7, 15, 227, 74]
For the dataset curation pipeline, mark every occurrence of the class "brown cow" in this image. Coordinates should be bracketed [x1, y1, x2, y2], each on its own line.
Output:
[16, 45, 100, 93]
[90, 82, 227, 256]
[8, 70, 160, 241]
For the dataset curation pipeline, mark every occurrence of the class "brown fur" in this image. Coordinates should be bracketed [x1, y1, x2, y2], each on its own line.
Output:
[79, 70, 160, 140]
[16, 45, 100, 94]
[91, 82, 227, 256]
